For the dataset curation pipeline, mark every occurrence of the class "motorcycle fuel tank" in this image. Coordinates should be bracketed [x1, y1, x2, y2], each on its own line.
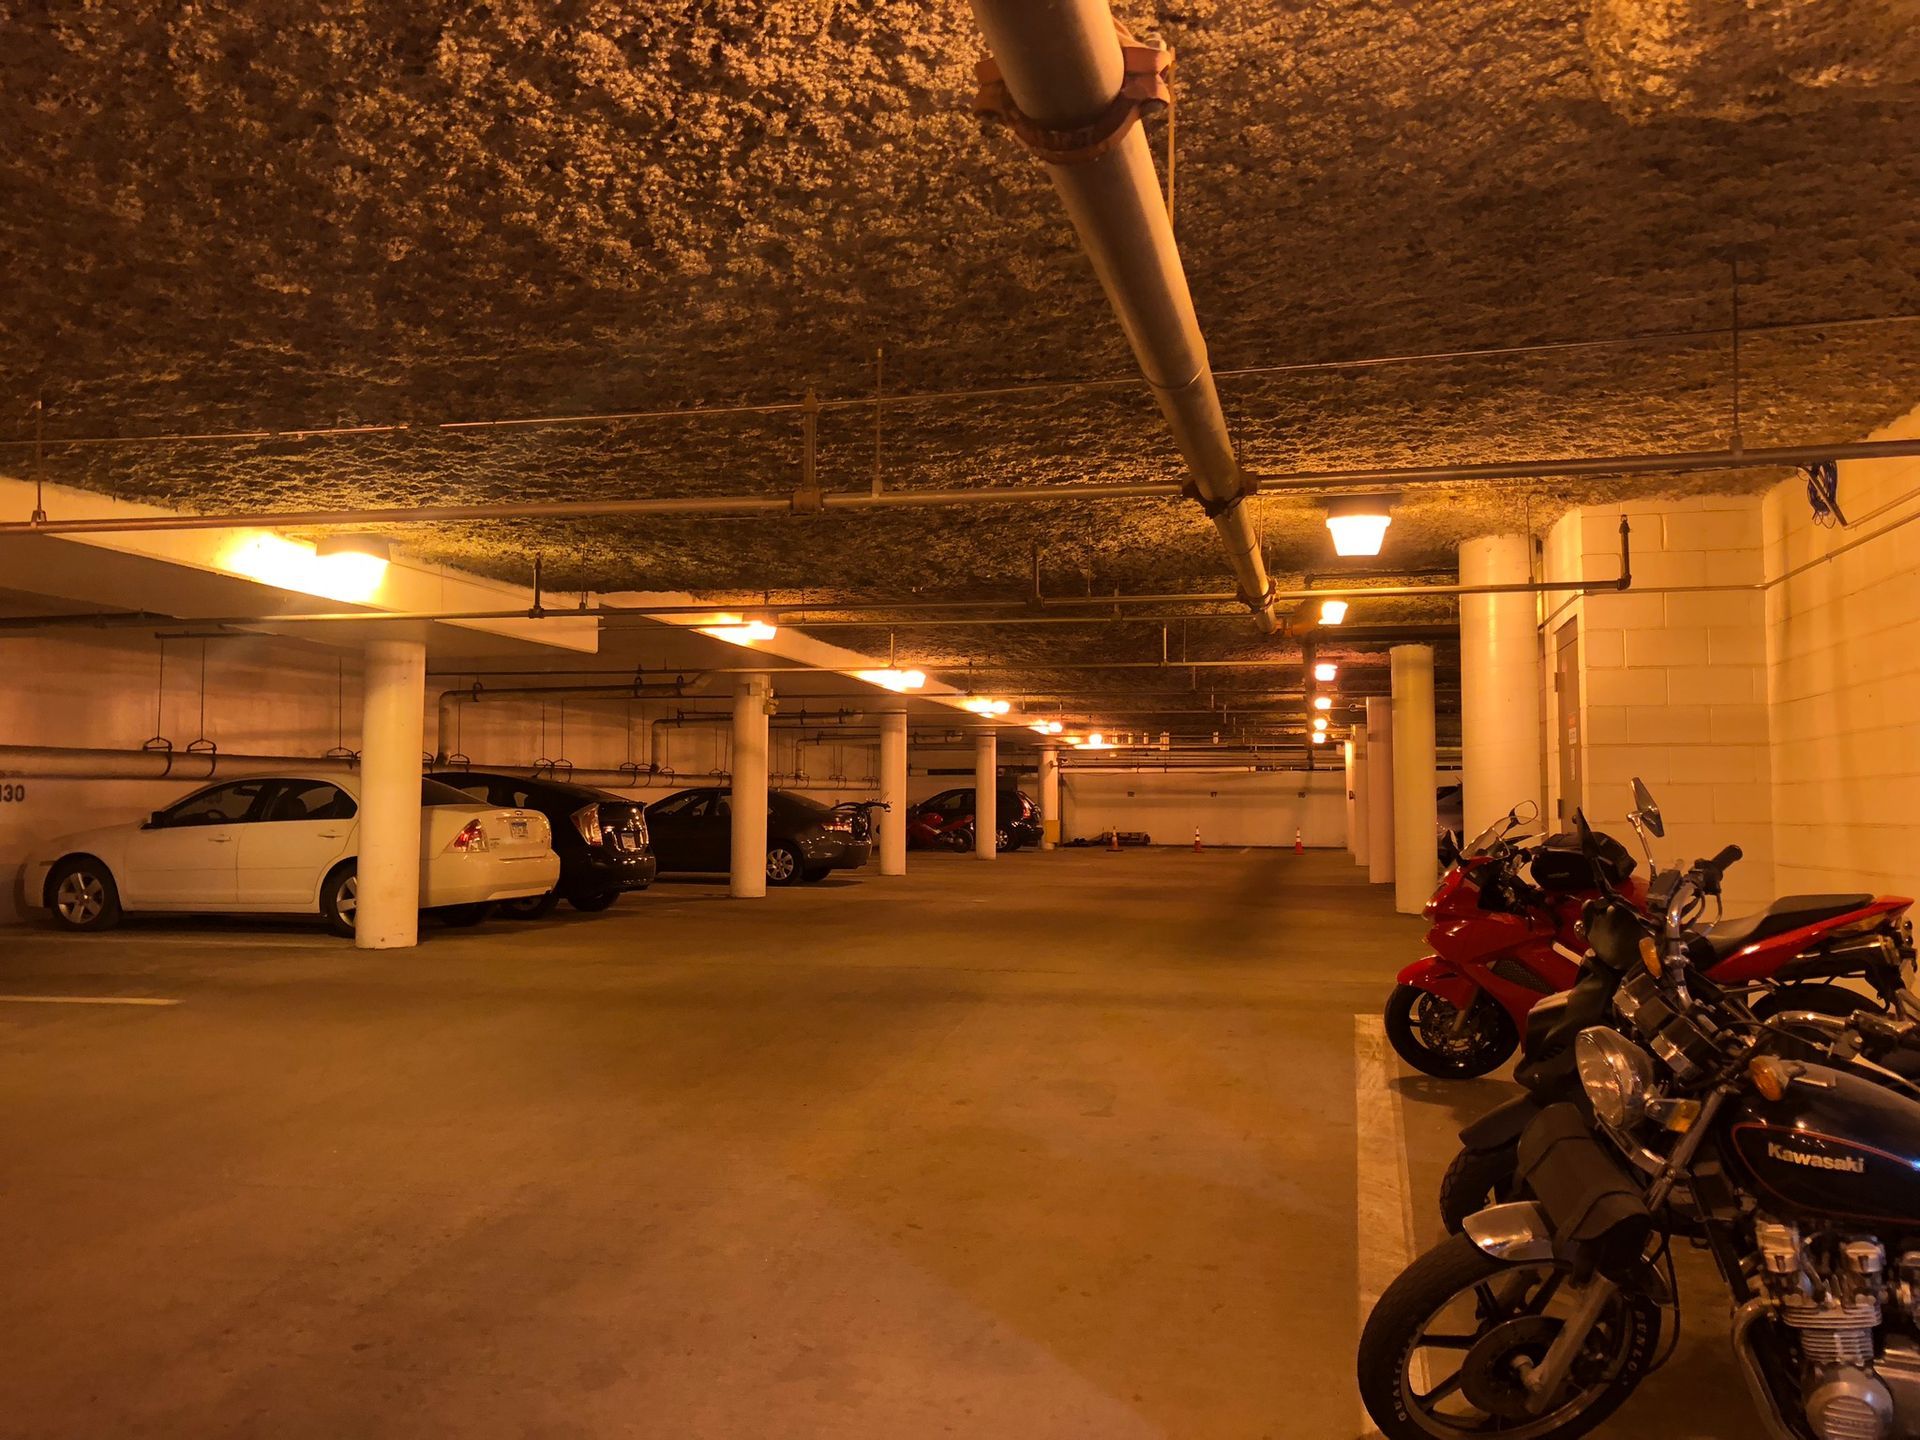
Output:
[1727, 1063, 1920, 1226]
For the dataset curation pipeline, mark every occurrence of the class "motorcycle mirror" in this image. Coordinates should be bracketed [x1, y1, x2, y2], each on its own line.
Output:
[1631, 777, 1664, 838]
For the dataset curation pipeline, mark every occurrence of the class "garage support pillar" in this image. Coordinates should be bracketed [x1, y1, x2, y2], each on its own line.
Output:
[1038, 745, 1061, 850]
[1365, 697, 1394, 887]
[730, 674, 771, 898]
[1459, 534, 1543, 836]
[973, 731, 998, 860]
[1391, 644, 1438, 916]
[1351, 726, 1371, 869]
[878, 709, 907, 876]
[357, 638, 427, 950]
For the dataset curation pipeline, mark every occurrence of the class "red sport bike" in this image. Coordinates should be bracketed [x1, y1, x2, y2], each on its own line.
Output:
[1384, 787, 1915, 1077]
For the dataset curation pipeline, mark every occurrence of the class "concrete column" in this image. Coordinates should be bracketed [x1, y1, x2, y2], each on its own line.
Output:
[1038, 745, 1061, 850]
[1366, 696, 1395, 886]
[974, 730, 998, 860]
[878, 709, 907, 877]
[357, 638, 426, 950]
[1342, 736, 1358, 859]
[730, 674, 771, 898]
[1460, 533, 1544, 836]
[1351, 727, 1371, 869]
[1391, 644, 1438, 915]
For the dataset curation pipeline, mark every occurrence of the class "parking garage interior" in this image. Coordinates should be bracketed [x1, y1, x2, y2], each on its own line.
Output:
[2, 2, 1918, 1437]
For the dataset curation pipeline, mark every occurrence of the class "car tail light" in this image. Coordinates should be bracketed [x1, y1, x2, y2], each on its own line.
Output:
[572, 803, 602, 846]
[450, 818, 489, 853]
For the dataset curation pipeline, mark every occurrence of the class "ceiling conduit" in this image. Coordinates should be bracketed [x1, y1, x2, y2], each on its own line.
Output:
[968, 0, 1280, 632]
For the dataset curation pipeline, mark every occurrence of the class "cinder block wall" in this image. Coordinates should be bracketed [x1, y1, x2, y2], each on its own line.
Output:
[1763, 404, 1920, 900]
[1541, 496, 1776, 911]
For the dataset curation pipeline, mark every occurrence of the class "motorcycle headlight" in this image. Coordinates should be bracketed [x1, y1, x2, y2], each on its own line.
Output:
[1575, 1025, 1658, 1130]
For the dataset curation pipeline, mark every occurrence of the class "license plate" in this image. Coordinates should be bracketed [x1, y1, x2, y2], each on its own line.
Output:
[509, 819, 528, 839]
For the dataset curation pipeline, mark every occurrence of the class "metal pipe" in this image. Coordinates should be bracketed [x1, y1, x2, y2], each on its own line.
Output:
[969, 0, 1277, 628]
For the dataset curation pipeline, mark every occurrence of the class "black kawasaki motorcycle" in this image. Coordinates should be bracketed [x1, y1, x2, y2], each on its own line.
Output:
[1359, 833, 1920, 1440]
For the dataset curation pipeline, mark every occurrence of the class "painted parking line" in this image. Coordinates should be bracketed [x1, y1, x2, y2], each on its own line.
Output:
[1355, 1013, 1423, 1433]
[0, 994, 181, 1007]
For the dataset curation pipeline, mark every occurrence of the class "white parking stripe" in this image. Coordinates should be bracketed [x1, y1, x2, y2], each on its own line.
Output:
[0, 994, 180, 1006]
[1355, 1013, 1424, 1433]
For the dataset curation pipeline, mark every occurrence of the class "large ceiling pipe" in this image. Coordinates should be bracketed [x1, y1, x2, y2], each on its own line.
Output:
[969, 0, 1278, 630]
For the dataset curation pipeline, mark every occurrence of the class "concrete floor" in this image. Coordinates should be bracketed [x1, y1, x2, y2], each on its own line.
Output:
[0, 849, 1746, 1438]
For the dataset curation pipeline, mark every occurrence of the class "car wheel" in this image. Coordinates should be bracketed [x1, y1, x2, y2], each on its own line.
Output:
[320, 863, 357, 938]
[766, 844, 803, 886]
[499, 891, 562, 920]
[436, 903, 492, 927]
[566, 888, 620, 912]
[46, 857, 122, 932]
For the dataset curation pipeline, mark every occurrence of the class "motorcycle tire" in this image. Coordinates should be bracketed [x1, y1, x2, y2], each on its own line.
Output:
[1357, 1232, 1659, 1440]
[1438, 1142, 1519, 1234]
[1384, 983, 1519, 1080]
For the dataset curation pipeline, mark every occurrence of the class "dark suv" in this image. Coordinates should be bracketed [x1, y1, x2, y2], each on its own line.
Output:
[906, 788, 1043, 852]
[429, 771, 655, 915]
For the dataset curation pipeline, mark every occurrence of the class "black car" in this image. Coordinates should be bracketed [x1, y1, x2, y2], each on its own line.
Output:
[428, 771, 655, 915]
[644, 787, 870, 885]
[907, 787, 1044, 852]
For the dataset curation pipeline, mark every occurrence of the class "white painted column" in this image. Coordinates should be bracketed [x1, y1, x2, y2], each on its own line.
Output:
[730, 674, 771, 898]
[878, 708, 907, 877]
[1391, 644, 1438, 915]
[1351, 726, 1371, 869]
[974, 730, 998, 860]
[357, 638, 426, 950]
[1038, 745, 1061, 850]
[1366, 696, 1395, 886]
[1342, 736, 1358, 859]
[1459, 533, 1544, 836]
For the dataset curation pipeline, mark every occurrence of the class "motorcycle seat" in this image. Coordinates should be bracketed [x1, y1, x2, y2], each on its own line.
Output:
[1700, 894, 1875, 961]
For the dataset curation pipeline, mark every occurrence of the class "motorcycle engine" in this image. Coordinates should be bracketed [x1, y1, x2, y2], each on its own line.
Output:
[1752, 1220, 1920, 1439]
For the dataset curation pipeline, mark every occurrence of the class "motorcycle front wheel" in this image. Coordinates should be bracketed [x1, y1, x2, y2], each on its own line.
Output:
[1357, 1233, 1660, 1440]
[1385, 983, 1519, 1079]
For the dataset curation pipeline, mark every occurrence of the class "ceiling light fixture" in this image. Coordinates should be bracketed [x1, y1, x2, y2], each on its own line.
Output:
[1318, 599, 1349, 626]
[1313, 661, 1338, 683]
[1323, 494, 1397, 557]
[856, 668, 927, 692]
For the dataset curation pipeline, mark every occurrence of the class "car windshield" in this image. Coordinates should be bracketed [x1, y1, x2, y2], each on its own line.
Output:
[422, 778, 483, 807]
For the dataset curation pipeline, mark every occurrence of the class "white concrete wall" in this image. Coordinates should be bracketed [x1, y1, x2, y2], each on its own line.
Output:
[1060, 769, 1350, 848]
[1763, 404, 1920, 900]
[1541, 495, 1775, 911]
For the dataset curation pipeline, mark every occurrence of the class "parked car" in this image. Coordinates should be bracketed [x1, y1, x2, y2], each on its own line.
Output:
[644, 787, 870, 884]
[30, 774, 558, 937]
[905, 787, 1043, 852]
[429, 770, 656, 917]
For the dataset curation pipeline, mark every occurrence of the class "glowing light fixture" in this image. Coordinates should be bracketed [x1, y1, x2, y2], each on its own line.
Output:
[857, 668, 927, 692]
[217, 530, 390, 603]
[1324, 494, 1396, 557]
[698, 619, 778, 644]
[1311, 731, 1328, 745]
[1313, 695, 1333, 711]
[1318, 599, 1349, 626]
[1313, 661, 1338, 683]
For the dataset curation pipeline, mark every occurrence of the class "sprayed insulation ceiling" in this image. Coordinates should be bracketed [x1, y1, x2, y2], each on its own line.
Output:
[0, 0, 1916, 737]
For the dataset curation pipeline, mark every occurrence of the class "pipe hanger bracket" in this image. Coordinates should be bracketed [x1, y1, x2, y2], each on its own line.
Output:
[973, 28, 1173, 166]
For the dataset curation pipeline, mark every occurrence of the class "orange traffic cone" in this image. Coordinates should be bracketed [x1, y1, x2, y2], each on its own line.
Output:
[1293, 828, 1305, 855]
[1193, 826, 1204, 853]
[1107, 828, 1121, 852]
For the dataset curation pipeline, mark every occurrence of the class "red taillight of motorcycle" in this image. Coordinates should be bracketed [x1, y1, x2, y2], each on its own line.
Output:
[450, 818, 488, 853]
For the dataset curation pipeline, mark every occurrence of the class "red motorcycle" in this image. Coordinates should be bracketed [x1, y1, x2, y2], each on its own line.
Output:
[1384, 787, 1916, 1077]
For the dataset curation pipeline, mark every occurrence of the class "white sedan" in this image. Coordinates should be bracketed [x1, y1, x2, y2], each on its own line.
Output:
[29, 774, 559, 936]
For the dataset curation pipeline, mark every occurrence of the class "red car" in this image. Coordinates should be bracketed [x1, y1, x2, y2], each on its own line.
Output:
[906, 788, 1042, 852]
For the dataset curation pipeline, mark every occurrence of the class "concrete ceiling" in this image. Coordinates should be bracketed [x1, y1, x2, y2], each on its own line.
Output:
[1, 0, 1915, 743]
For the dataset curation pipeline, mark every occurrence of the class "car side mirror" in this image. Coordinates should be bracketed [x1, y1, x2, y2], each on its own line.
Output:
[1630, 777, 1663, 838]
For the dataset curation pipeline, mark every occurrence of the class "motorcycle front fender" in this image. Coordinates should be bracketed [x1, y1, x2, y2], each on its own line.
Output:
[1396, 955, 1479, 1011]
